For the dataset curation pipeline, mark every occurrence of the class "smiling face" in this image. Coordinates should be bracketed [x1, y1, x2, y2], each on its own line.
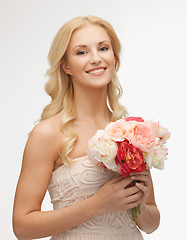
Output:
[62, 24, 116, 90]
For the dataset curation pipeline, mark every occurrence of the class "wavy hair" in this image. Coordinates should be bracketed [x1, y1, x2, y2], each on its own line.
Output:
[40, 15, 128, 165]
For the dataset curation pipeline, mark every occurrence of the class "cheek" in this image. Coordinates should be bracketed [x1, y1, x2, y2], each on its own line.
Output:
[105, 51, 116, 66]
[70, 58, 88, 75]
[107, 54, 116, 72]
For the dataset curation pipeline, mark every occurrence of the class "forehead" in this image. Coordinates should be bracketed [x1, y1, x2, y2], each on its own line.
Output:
[68, 24, 111, 48]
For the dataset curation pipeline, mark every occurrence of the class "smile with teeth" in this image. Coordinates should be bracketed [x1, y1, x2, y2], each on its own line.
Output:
[86, 68, 107, 75]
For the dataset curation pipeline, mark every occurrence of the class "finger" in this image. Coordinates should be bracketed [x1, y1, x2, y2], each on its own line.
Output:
[117, 176, 133, 188]
[125, 185, 141, 197]
[109, 174, 124, 184]
[130, 175, 150, 187]
[125, 191, 143, 205]
[126, 199, 142, 211]
[135, 182, 149, 193]
[131, 174, 149, 181]
[137, 182, 144, 186]
[110, 175, 134, 189]
[131, 169, 150, 177]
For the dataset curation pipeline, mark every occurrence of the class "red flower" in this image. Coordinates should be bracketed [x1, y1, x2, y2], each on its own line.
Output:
[115, 140, 145, 178]
[125, 116, 144, 122]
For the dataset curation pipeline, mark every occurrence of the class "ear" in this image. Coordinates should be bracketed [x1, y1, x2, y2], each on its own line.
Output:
[61, 62, 72, 76]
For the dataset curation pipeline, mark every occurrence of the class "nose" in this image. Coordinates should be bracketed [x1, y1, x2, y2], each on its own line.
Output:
[89, 50, 102, 65]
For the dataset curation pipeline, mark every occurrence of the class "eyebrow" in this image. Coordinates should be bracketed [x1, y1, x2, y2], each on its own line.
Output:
[73, 40, 111, 50]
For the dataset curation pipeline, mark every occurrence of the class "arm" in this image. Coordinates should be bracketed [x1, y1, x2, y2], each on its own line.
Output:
[12, 122, 102, 239]
[131, 170, 160, 234]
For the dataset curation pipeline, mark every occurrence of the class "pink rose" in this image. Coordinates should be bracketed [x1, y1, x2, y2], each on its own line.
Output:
[105, 119, 128, 142]
[127, 123, 156, 152]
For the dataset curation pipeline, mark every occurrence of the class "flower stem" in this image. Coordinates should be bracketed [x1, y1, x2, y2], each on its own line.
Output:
[131, 205, 141, 222]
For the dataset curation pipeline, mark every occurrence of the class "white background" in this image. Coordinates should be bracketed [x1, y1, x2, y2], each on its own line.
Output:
[1, 0, 187, 239]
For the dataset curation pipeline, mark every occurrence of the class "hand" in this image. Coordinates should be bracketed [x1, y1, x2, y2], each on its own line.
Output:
[94, 174, 143, 215]
[130, 169, 151, 209]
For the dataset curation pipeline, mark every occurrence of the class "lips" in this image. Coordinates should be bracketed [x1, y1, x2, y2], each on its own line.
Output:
[86, 67, 107, 75]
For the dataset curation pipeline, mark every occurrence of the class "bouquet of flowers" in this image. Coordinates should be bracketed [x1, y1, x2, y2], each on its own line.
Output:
[87, 116, 170, 221]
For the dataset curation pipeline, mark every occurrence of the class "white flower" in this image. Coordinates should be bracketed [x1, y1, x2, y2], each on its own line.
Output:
[87, 130, 118, 171]
[144, 138, 168, 170]
[148, 121, 171, 143]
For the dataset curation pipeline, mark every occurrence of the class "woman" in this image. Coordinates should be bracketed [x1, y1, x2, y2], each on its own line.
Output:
[13, 16, 160, 240]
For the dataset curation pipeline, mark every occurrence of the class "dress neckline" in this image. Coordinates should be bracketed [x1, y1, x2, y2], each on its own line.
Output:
[52, 155, 88, 175]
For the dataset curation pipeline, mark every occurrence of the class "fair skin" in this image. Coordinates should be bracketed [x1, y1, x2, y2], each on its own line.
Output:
[13, 24, 160, 240]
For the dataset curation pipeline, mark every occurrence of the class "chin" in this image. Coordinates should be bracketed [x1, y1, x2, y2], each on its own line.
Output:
[89, 80, 111, 89]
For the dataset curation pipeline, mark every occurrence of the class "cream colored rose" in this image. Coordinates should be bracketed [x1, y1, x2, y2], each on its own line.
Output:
[87, 130, 118, 171]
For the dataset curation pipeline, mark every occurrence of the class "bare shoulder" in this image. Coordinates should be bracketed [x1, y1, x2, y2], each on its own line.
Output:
[31, 113, 63, 141]
[24, 113, 64, 167]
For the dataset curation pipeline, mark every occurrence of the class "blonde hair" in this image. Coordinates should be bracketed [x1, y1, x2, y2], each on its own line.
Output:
[40, 15, 128, 165]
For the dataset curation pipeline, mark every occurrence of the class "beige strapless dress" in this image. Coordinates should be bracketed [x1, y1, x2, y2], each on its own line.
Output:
[48, 156, 143, 240]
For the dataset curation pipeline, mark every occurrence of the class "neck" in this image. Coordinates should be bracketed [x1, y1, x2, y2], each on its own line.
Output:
[73, 86, 112, 123]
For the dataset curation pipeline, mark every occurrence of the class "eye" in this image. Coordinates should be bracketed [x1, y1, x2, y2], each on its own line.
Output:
[99, 46, 108, 51]
[77, 50, 87, 55]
